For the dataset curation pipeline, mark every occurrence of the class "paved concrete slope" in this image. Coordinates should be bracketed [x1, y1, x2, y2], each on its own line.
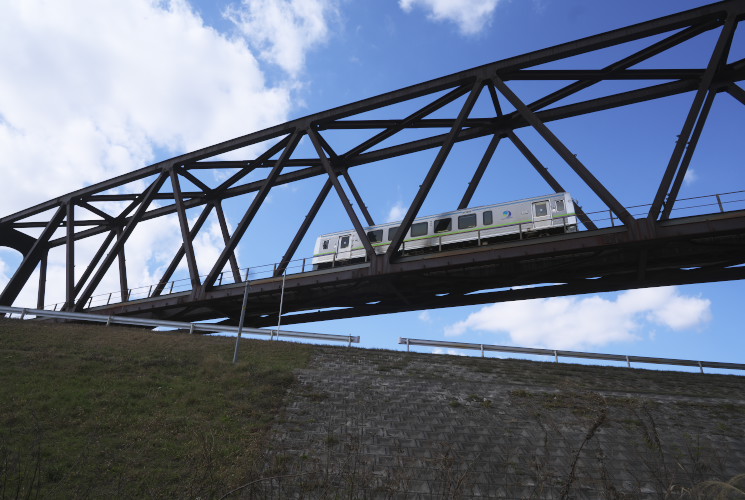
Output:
[255, 346, 745, 499]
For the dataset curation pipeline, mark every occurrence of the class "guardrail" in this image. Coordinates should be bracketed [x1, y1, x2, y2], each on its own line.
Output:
[399, 337, 745, 374]
[0, 306, 360, 346]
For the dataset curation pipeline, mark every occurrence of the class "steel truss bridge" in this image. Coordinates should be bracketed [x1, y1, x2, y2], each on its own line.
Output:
[1, 1, 745, 328]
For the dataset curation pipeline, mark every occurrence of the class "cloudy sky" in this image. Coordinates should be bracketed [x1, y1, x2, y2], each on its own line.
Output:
[1, 0, 743, 371]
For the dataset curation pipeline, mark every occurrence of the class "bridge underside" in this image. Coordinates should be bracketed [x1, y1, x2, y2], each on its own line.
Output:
[89, 211, 745, 327]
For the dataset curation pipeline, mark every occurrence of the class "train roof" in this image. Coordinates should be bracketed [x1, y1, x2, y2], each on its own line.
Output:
[316, 192, 570, 239]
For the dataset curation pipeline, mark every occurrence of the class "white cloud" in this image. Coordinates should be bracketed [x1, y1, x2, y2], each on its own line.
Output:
[683, 168, 698, 186]
[387, 201, 407, 222]
[0, 0, 292, 216]
[225, 0, 338, 76]
[418, 310, 432, 322]
[444, 286, 711, 350]
[433, 347, 466, 356]
[399, 0, 501, 35]
[0, 0, 340, 307]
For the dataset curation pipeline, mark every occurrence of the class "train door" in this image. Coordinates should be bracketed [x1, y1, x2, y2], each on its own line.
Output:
[336, 234, 352, 262]
[532, 200, 552, 229]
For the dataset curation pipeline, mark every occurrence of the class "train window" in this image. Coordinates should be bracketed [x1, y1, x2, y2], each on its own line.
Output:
[388, 226, 399, 241]
[322, 240, 329, 250]
[534, 202, 548, 217]
[367, 230, 383, 243]
[411, 222, 428, 237]
[434, 218, 451, 233]
[555, 200, 565, 212]
[483, 211, 493, 225]
[458, 214, 477, 229]
[340, 235, 350, 248]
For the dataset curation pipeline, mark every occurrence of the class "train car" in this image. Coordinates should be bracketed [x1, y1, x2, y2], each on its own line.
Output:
[311, 193, 577, 270]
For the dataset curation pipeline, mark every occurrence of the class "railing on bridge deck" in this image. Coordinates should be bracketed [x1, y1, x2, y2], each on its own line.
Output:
[41, 188, 745, 312]
[399, 337, 745, 374]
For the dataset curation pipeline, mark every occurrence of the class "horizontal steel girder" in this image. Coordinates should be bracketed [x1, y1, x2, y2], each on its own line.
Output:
[87, 210, 745, 326]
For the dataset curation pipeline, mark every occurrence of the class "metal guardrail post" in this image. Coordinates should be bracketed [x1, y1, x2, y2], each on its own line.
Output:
[302, 258, 306, 273]
[554, 350, 558, 363]
[716, 194, 724, 213]
[519, 223, 523, 240]
[699, 361, 704, 374]
[481, 344, 484, 358]
[626, 355, 631, 368]
[107, 293, 112, 305]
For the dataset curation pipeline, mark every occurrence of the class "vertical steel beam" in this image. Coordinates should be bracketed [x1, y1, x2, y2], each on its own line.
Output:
[274, 177, 333, 277]
[492, 75, 633, 226]
[508, 131, 598, 231]
[649, 15, 737, 220]
[75, 173, 167, 310]
[385, 79, 484, 261]
[458, 134, 502, 210]
[0, 205, 66, 307]
[152, 203, 214, 296]
[309, 128, 377, 259]
[660, 90, 717, 220]
[36, 251, 47, 310]
[170, 168, 201, 290]
[64, 201, 75, 311]
[116, 227, 128, 303]
[214, 201, 242, 284]
[203, 132, 302, 288]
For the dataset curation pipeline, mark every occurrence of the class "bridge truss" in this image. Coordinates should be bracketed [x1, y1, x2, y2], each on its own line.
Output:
[1, 1, 744, 326]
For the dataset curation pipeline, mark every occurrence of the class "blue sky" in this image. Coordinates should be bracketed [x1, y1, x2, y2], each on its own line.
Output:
[0, 0, 743, 373]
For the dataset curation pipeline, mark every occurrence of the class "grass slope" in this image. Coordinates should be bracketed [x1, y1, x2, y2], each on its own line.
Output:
[0, 318, 311, 499]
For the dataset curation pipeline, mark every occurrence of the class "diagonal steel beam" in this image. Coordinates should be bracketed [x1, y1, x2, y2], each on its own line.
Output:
[342, 84, 472, 161]
[661, 90, 717, 220]
[342, 170, 375, 227]
[0, 205, 66, 307]
[179, 168, 212, 194]
[492, 75, 633, 226]
[213, 135, 292, 194]
[458, 134, 502, 210]
[508, 131, 598, 230]
[385, 79, 484, 262]
[727, 83, 745, 105]
[203, 131, 303, 288]
[309, 127, 376, 260]
[170, 168, 201, 290]
[152, 203, 214, 297]
[214, 201, 241, 284]
[73, 230, 117, 298]
[649, 14, 738, 220]
[274, 177, 334, 277]
[75, 172, 168, 310]
[527, 23, 719, 113]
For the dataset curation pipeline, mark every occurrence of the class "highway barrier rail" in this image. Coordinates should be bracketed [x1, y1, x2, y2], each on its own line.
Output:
[0, 306, 360, 345]
[399, 337, 745, 373]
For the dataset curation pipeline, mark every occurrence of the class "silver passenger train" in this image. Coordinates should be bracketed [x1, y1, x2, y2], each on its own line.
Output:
[312, 193, 577, 269]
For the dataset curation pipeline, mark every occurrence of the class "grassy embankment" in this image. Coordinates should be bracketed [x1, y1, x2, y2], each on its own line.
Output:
[0, 317, 312, 498]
